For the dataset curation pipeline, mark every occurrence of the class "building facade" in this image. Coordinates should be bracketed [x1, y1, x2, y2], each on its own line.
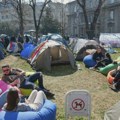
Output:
[66, 0, 120, 38]
[0, 1, 66, 35]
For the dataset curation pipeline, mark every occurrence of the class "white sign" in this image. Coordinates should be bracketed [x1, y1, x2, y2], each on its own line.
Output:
[65, 90, 91, 120]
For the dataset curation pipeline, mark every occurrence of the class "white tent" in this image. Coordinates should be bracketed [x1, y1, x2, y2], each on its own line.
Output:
[73, 39, 88, 53]
[104, 101, 120, 120]
[99, 33, 120, 48]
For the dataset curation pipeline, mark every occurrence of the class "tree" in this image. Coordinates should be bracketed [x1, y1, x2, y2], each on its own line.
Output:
[0, 22, 17, 36]
[2, 0, 26, 37]
[41, 7, 61, 34]
[76, 0, 106, 39]
[4, 0, 25, 37]
[29, 0, 51, 42]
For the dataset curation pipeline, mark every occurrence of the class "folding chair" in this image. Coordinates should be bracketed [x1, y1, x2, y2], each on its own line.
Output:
[65, 89, 91, 120]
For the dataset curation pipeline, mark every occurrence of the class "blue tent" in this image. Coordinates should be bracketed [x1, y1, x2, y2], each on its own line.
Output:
[20, 44, 35, 59]
[23, 43, 32, 49]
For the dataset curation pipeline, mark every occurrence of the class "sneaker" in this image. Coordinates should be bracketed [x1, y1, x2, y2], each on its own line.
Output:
[89, 67, 95, 70]
[43, 88, 50, 91]
[77, 64, 81, 70]
[43, 90, 55, 97]
[46, 92, 55, 98]
[109, 84, 119, 92]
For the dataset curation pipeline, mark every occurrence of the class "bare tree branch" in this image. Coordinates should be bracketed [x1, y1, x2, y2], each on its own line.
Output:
[29, 0, 51, 42]
[76, 0, 106, 39]
[76, 0, 89, 31]
[37, 0, 51, 28]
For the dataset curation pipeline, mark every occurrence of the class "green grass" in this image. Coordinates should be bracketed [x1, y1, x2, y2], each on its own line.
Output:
[0, 49, 120, 120]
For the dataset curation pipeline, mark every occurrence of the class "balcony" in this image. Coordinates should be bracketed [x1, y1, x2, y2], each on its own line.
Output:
[107, 19, 115, 24]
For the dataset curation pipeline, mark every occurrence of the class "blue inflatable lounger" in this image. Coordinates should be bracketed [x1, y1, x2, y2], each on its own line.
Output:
[83, 54, 96, 68]
[0, 100, 56, 120]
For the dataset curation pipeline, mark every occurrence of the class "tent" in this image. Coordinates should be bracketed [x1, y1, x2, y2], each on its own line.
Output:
[104, 101, 120, 120]
[7, 42, 19, 53]
[38, 34, 68, 47]
[75, 40, 106, 61]
[29, 40, 76, 71]
[68, 37, 78, 51]
[73, 39, 88, 54]
[20, 44, 36, 59]
[99, 33, 120, 48]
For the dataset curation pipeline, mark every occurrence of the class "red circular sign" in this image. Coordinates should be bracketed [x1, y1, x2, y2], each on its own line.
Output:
[71, 98, 85, 111]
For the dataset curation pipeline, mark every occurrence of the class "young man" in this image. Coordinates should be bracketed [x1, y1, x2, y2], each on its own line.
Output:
[1, 64, 54, 97]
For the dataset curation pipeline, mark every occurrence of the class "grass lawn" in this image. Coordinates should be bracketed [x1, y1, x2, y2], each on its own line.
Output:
[0, 49, 120, 120]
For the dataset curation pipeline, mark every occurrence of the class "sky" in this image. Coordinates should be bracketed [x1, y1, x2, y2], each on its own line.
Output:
[26, 0, 73, 4]
[52, 0, 72, 4]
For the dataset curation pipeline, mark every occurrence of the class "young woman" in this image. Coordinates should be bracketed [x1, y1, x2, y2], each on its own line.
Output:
[90, 46, 113, 69]
[2, 88, 47, 111]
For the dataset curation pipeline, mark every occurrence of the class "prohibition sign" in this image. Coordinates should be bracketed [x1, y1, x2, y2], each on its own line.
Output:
[71, 98, 85, 111]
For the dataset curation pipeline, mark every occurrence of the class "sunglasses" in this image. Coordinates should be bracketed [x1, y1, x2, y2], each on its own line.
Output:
[3, 69, 9, 72]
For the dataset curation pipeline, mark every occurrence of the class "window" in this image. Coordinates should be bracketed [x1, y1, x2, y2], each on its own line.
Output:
[74, 5, 77, 12]
[88, 14, 93, 23]
[110, 0, 114, 3]
[6, 15, 8, 19]
[110, 10, 114, 20]
[2, 16, 4, 19]
[80, 14, 84, 23]
[108, 25, 113, 33]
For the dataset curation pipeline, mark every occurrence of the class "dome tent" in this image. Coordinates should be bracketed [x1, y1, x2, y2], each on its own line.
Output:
[29, 40, 76, 71]
[75, 40, 106, 61]
[38, 34, 68, 47]
[72, 38, 88, 54]
[20, 44, 36, 59]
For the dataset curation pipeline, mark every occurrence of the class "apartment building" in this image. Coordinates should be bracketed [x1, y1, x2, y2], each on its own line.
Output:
[101, 0, 120, 33]
[66, 0, 120, 38]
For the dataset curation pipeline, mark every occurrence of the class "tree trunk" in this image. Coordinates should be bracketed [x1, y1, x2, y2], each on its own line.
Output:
[86, 29, 95, 39]
[76, 0, 105, 40]
[19, 16, 24, 37]
[19, 0, 24, 37]
[35, 27, 39, 43]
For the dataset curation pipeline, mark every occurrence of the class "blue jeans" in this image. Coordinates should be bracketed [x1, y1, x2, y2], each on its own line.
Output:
[20, 72, 44, 90]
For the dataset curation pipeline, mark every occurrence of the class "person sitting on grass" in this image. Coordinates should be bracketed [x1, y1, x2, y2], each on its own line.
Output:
[1, 64, 54, 97]
[2, 88, 47, 111]
[110, 66, 120, 91]
[90, 46, 113, 70]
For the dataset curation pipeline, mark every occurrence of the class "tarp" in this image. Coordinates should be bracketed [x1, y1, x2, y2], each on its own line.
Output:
[99, 33, 120, 48]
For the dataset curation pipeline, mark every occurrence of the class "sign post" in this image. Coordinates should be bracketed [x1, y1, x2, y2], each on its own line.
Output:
[65, 90, 91, 120]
